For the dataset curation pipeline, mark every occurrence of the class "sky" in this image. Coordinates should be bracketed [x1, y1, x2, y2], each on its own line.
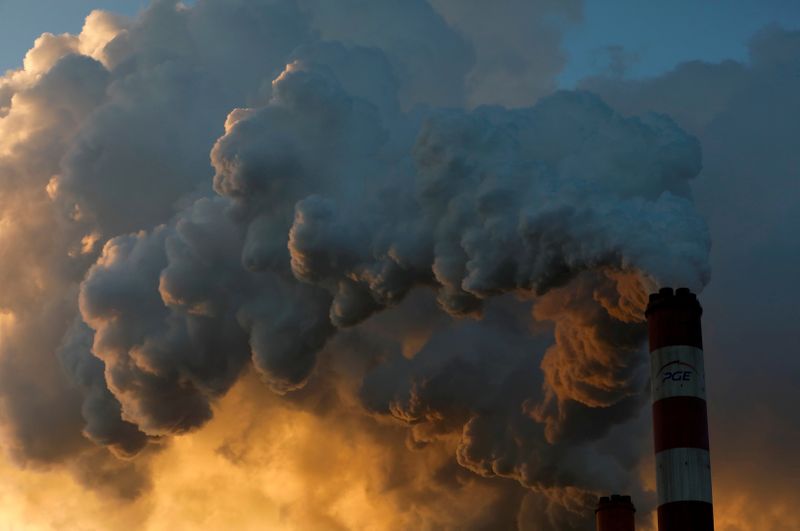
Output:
[560, 0, 800, 84]
[0, 1, 798, 530]
[0, 1, 146, 71]
[3, 0, 800, 80]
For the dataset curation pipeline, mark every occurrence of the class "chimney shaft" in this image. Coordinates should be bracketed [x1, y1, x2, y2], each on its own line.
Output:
[596, 495, 636, 531]
[646, 288, 714, 530]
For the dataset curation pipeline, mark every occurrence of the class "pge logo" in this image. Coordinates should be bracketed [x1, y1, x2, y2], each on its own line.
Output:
[658, 360, 696, 383]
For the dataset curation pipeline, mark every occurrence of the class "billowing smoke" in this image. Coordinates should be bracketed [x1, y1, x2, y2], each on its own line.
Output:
[0, 1, 711, 529]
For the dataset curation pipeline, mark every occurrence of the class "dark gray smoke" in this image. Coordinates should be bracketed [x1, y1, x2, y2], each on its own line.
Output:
[0, 1, 715, 528]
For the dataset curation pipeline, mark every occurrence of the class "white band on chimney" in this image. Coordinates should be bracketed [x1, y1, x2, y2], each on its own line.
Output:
[655, 447, 713, 505]
[650, 345, 707, 402]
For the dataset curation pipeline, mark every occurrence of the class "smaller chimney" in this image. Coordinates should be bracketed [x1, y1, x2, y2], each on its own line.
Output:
[596, 495, 635, 531]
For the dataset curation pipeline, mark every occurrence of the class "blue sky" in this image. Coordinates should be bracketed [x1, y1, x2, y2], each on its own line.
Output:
[0, 0, 145, 71]
[559, 0, 800, 85]
[1, 0, 799, 82]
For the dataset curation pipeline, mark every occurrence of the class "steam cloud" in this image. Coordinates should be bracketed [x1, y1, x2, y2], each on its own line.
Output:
[0, 1, 712, 528]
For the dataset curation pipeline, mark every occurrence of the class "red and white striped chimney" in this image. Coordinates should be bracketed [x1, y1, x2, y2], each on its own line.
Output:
[646, 287, 714, 530]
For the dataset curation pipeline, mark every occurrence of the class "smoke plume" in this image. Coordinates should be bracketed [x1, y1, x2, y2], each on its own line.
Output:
[0, 1, 714, 529]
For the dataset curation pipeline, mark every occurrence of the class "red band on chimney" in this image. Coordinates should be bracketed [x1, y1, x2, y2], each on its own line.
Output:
[657, 501, 714, 531]
[646, 288, 703, 351]
[652, 396, 710, 452]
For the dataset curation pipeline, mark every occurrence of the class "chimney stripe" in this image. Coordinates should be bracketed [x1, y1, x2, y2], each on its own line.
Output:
[652, 397, 710, 452]
[657, 501, 714, 531]
[655, 447, 713, 504]
[646, 307, 703, 351]
[650, 345, 706, 401]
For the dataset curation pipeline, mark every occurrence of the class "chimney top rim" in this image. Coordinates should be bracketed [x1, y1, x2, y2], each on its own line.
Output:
[645, 286, 702, 317]
[595, 494, 636, 513]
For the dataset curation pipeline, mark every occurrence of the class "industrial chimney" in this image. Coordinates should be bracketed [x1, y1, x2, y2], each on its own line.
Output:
[596, 495, 635, 531]
[646, 287, 714, 530]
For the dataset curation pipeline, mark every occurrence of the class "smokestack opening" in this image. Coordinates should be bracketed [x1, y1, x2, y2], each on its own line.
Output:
[595, 494, 636, 531]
